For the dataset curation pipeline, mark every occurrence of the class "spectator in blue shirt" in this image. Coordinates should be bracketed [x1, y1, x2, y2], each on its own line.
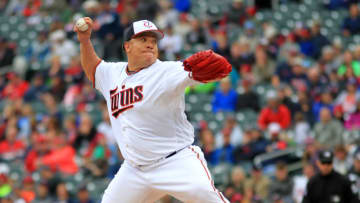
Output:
[343, 4, 360, 36]
[212, 77, 237, 113]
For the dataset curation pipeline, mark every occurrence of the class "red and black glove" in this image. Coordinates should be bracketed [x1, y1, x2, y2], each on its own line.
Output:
[183, 50, 232, 82]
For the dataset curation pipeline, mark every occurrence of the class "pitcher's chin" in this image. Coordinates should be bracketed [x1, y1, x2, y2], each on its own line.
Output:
[143, 55, 156, 66]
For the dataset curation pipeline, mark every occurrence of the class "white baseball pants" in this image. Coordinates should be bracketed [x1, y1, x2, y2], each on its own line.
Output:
[101, 145, 229, 203]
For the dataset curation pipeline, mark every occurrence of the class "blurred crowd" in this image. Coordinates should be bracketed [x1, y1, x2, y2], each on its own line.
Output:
[0, 0, 360, 202]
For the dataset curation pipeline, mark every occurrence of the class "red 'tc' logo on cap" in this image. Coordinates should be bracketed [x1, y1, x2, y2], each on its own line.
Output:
[143, 21, 153, 28]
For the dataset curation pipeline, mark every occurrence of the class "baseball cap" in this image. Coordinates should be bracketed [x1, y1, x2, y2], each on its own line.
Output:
[123, 20, 164, 42]
[318, 150, 333, 164]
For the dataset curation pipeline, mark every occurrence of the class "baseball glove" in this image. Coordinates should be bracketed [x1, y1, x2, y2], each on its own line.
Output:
[183, 50, 232, 83]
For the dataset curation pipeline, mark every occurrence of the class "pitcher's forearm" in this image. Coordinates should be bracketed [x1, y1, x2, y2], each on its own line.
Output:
[80, 39, 101, 83]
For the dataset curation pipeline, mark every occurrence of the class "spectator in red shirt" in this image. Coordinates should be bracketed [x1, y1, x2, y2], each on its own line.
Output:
[258, 90, 291, 130]
[0, 125, 25, 161]
[1, 72, 29, 100]
[36, 134, 78, 175]
[19, 176, 36, 203]
[25, 135, 51, 173]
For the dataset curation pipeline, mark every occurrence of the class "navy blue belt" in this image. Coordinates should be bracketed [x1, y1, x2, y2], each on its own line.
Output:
[165, 146, 188, 159]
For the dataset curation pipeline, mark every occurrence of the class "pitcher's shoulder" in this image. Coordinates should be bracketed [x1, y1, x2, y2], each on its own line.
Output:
[98, 61, 127, 72]
[157, 60, 183, 71]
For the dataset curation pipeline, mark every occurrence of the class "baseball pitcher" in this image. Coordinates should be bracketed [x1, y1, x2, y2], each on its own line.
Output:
[74, 17, 231, 203]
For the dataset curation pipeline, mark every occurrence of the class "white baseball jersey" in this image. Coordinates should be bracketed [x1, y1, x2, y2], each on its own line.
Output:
[94, 59, 198, 166]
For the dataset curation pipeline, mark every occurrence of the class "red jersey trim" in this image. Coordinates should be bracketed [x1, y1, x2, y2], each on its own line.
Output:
[189, 146, 227, 203]
[92, 59, 103, 88]
[126, 65, 146, 76]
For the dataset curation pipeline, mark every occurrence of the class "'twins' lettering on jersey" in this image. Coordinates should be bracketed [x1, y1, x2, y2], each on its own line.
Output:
[110, 85, 143, 118]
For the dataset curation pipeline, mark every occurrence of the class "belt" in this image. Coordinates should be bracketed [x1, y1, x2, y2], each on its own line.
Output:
[165, 146, 188, 159]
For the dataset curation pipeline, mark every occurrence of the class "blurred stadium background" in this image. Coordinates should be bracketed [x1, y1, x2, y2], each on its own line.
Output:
[0, 0, 360, 202]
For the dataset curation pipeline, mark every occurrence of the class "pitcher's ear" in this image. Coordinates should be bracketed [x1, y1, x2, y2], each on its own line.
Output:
[123, 41, 130, 52]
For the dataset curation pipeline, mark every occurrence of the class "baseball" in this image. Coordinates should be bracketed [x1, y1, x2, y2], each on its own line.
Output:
[76, 18, 88, 32]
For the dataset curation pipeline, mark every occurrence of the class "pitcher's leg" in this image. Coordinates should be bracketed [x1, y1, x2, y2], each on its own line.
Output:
[150, 146, 229, 203]
[101, 161, 165, 203]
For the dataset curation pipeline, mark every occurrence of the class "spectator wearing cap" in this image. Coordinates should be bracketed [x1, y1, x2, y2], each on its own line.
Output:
[0, 37, 15, 69]
[266, 123, 288, 152]
[303, 150, 358, 203]
[269, 162, 294, 203]
[49, 29, 77, 66]
[343, 4, 360, 36]
[212, 77, 237, 113]
[347, 151, 360, 200]
[258, 90, 291, 130]
[313, 107, 344, 149]
[236, 79, 260, 112]
[244, 164, 270, 200]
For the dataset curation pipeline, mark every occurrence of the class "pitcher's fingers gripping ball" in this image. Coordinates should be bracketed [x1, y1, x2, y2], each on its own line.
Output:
[183, 50, 232, 82]
[75, 17, 89, 32]
[73, 17, 93, 34]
